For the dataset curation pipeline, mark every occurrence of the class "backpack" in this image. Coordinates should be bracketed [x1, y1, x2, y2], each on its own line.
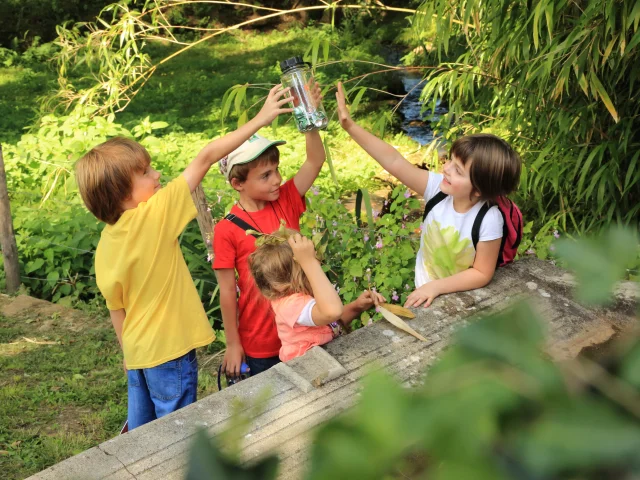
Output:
[422, 192, 523, 267]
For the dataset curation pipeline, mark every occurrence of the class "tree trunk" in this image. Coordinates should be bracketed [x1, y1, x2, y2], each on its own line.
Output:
[0, 145, 21, 293]
[190, 184, 215, 261]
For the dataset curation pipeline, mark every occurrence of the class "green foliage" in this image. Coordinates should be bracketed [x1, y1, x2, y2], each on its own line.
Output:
[556, 227, 640, 305]
[0, 42, 58, 142]
[187, 429, 279, 480]
[0, 0, 112, 48]
[49, 1, 410, 115]
[413, 0, 640, 235]
[301, 185, 421, 326]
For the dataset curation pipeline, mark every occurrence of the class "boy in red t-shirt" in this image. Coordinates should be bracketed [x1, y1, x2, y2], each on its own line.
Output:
[213, 124, 325, 377]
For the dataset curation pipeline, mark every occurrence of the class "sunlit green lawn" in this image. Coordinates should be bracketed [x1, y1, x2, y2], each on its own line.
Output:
[0, 309, 222, 480]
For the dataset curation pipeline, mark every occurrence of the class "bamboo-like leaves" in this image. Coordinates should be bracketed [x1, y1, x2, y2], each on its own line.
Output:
[348, 87, 367, 113]
[322, 135, 338, 186]
[589, 71, 619, 122]
[220, 84, 249, 127]
[414, 0, 638, 232]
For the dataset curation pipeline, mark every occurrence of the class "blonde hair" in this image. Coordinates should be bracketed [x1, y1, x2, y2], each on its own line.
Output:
[75, 137, 151, 224]
[249, 229, 313, 300]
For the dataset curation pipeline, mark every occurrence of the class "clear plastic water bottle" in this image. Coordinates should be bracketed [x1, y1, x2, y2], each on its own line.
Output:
[279, 56, 328, 132]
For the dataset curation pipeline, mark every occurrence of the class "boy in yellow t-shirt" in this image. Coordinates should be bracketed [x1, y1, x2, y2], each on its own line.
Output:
[75, 85, 293, 429]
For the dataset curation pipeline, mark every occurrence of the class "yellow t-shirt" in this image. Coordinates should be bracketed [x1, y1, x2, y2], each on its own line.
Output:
[95, 175, 215, 369]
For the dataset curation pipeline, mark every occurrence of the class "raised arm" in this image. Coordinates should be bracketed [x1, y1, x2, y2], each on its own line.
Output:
[336, 82, 429, 196]
[182, 84, 294, 192]
[293, 81, 326, 195]
[293, 130, 326, 196]
[288, 234, 343, 326]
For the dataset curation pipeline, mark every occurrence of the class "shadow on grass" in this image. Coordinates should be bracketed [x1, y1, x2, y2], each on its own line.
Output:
[0, 65, 57, 143]
[117, 32, 310, 134]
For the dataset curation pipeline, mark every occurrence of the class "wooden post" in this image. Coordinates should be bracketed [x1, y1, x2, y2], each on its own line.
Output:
[191, 184, 215, 261]
[0, 145, 21, 293]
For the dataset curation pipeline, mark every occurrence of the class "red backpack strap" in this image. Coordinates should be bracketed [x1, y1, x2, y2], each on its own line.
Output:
[422, 191, 447, 221]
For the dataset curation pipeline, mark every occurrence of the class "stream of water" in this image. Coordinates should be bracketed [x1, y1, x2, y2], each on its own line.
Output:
[398, 73, 447, 145]
[386, 46, 447, 145]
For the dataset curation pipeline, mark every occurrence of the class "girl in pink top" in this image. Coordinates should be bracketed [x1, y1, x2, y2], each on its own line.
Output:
[249, 230, 384, 362]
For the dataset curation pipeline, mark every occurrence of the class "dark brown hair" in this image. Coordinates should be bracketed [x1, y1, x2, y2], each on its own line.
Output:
[249, 229, 313, 301]
[450, 133, 521, 202]
[75, 137, 150, 225]
[229, 146, 280, 185]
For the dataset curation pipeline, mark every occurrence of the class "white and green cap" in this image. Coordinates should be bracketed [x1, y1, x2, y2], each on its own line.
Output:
[219, 134, 286, 180]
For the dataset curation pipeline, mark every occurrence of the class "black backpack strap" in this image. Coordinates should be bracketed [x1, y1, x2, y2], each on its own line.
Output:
[471, 203, 490, 250]
[422, 191, 447, 221]
[224, 214, 258, 238]
[497, 208, 508, 267]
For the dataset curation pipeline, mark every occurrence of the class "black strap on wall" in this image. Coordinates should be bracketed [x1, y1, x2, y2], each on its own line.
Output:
[224, 214, 259, 238]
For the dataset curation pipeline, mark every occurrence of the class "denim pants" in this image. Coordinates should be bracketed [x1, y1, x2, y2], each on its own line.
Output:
[245, 355, 280, 376]
[127, 349, 198, 430]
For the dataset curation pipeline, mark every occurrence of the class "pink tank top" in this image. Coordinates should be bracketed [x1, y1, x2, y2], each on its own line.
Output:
[271, 293, 334, 362]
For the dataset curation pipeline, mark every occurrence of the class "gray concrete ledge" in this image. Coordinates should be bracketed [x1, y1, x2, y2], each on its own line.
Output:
[28, 258, 638, 480]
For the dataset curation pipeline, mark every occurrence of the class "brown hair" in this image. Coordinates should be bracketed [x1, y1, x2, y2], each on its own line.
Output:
[229, 146, 280, 186]
[75, 137, 150, 225]
[450, 133, 521, 202]
[249, 229, 313, 301]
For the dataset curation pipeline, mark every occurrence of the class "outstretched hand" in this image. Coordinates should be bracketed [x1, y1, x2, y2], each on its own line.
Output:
[404, 282, 441, 308]
[255, 84, 294, 127]
[335, 81, 354, 131]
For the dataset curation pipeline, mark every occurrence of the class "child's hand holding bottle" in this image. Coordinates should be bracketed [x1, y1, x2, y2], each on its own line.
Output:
[255, 84, 295, 127]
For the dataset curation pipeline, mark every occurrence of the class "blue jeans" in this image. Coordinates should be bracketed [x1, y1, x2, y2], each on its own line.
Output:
[127, 349, 198, 430]
[245, 355, 280, 376]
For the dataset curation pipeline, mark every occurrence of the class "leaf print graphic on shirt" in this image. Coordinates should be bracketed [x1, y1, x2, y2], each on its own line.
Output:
[422, 220, 476, 279]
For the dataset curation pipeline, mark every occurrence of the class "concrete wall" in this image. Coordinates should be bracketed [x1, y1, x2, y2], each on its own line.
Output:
[28, 258, 638, 480]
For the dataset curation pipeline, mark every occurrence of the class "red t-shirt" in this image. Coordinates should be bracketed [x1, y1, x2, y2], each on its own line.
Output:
[213, 179, 306, 358]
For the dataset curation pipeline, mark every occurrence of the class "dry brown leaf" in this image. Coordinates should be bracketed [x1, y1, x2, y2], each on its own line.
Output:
[380, 303, 416, 319]
[378, 306, 427, 342]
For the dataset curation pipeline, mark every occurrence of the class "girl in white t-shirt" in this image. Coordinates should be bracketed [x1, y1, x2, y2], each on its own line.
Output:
[336, 82, 522, 308]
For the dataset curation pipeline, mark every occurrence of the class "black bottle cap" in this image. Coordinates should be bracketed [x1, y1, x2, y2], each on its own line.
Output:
[279, 56, 309, 74]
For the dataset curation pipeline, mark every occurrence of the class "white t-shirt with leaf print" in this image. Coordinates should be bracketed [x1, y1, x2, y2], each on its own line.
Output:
[415, 172, 504, 288]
